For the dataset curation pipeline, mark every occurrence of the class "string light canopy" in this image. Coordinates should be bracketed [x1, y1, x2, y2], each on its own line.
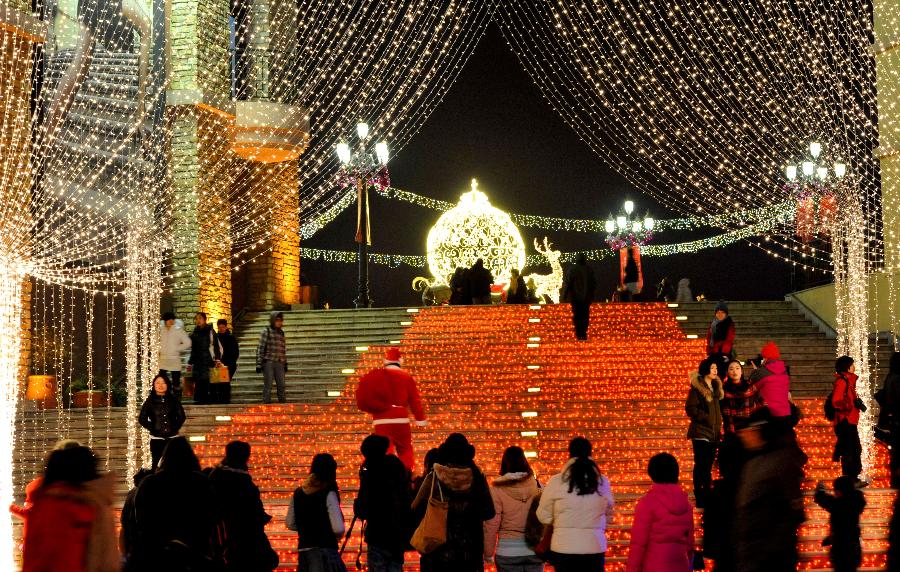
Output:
[497, 0, 882, 273]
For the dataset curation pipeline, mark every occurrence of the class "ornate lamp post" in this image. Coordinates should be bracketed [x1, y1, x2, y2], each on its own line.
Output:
[335, 122, 389, 308]
[604, 200, 654, 250]
[784, 141, 847, 241]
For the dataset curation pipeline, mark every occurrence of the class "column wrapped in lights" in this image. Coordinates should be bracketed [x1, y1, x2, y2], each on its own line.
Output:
[0, 267, 22, 570]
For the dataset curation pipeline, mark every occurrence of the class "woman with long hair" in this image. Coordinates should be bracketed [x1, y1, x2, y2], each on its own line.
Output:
[138, 373, 186, 471]
[686, 358, 723, 508]
[484, 446, 543, 571]
[134, 436, 219, 570]
[286, 453, 347, 572]
[536, 437, 614, 572]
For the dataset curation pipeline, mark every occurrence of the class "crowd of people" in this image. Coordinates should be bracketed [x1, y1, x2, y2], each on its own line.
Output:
[18, 297, 900, 572]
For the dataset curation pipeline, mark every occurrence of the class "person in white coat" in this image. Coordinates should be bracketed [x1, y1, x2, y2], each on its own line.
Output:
[159, 311, 191, 397]
[536, 437, 614, 572]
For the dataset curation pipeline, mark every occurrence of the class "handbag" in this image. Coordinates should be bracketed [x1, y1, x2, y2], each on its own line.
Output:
[533, 524, 553, 561]
[410, 474, 448, 554]
[210, 365, 230, 384]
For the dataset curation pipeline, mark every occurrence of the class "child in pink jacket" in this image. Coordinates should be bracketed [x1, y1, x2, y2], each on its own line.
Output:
[626, 453, 695, 572]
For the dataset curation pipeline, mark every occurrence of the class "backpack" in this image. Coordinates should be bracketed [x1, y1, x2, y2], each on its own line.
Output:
[823, 391, 836, 421]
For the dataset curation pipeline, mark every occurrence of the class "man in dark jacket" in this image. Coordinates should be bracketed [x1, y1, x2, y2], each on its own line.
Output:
[215, 319, 239, 404]
[354, 434, 412, 572]
[733, 410, 807, 572]
[188, 312, 221, 405]
[208, 441, 277, 572]
[561, 254, 596, 340]
[467, 259, 494, 305]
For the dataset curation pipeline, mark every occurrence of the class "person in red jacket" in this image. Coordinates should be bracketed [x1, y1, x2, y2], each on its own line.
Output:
[706, 301, 735, 376]
[356, 347, 427, 472]
[832, 355, 865, 484]
[23, 445, 119, 572]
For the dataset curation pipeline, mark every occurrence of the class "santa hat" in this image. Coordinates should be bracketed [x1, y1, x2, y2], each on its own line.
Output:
[384, 347, 403, 365]
[760, 341, 780, 360]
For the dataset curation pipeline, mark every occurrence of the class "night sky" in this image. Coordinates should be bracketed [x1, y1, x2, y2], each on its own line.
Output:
[302, 25, 810, 309]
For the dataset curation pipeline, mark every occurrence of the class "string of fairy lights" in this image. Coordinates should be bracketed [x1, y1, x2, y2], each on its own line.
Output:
[0, 1, 897, 554]
[496, 0, 883, 273]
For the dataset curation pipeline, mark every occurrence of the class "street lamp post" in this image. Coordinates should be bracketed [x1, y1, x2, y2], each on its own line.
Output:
[604, 200, 654, 249]
[336, 122, 390, 308]
[783, 141, 847, 241]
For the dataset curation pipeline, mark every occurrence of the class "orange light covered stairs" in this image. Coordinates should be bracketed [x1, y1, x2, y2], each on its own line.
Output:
[193, 303, 893, 570]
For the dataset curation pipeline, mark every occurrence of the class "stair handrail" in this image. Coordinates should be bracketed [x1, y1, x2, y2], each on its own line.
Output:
[785, 293, 837, 339]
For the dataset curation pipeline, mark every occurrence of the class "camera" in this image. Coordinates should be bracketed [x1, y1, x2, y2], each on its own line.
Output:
[746, 355, 763, 368]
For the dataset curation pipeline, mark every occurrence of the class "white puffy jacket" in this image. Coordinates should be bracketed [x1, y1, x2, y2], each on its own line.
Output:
[159, 319, 191, 372]
[536, 458, 615, 554]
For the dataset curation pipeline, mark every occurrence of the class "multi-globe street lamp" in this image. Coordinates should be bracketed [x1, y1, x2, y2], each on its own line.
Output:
[335, 122, 389, 308]
[604, 200, 655, 249]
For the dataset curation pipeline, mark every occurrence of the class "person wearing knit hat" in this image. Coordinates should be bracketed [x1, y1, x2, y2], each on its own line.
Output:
[706, 301, 735, 378]
[356, 348, 427, 472]
[749, 341, 793, 432]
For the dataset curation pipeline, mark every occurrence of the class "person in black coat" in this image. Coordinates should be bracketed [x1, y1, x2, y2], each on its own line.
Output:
[215, 319, 239, 404]
[504, 269, 528, 304]
[353, 434, 413, 572]
[467, 259, 494, 305]
[412, 433, 495, 572]
[449, 268, 469, 305]
[208, 441, 278, 572]
[733, 409, 807, 572]
[120, 468, 153, 572]
[880, 352, 900, 488]
[561, 254, 596, 340]
[814, 476, 866, 572]
[138, 374, 186, 471]
[134, 436, 221, 572]
[188, 312, 221, 405]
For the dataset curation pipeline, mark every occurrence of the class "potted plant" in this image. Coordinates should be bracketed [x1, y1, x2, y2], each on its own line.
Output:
[70, 379, 109, 408]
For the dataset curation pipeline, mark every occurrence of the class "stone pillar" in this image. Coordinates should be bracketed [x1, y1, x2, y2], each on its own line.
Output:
[166, 0, 235, 323]
[0, 8, 44, 384]
[229, 0, 307, 311]
[875, 0, 900, 269]
[242, 160, 301, 310]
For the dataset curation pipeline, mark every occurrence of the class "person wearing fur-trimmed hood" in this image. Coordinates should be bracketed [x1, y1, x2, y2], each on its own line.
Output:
[686, 358, 724, 508]
[483, 446, 543, 571]
[412, 433, 495, 572]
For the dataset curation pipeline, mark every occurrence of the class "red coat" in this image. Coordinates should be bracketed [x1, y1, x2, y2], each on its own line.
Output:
[832, 372, 861, 426]
[706, 317, 735, 356]
[23, 477, 119, 572]
[356, 365, 425, 423]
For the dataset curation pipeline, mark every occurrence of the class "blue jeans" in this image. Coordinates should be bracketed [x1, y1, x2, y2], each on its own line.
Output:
[263, 361, 286, 403]
[297, 548, 347, 572]
[495, 554, 545, 572]
[367, 545, 403, 572]
[552, 552, 604, 572]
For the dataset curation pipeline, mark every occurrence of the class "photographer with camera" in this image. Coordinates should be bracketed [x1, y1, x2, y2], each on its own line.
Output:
[830, 356, 866, 486]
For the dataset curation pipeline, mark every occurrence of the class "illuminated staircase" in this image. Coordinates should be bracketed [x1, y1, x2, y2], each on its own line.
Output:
[13, 304, 893, 570]
[189, 304, 893, 570]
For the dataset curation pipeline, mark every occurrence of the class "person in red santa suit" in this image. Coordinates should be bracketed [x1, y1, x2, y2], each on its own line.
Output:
[356, 347, 427, 472]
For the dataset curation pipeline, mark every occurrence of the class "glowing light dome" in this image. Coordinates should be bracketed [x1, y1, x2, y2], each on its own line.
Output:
[426, 179, 526, 285]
